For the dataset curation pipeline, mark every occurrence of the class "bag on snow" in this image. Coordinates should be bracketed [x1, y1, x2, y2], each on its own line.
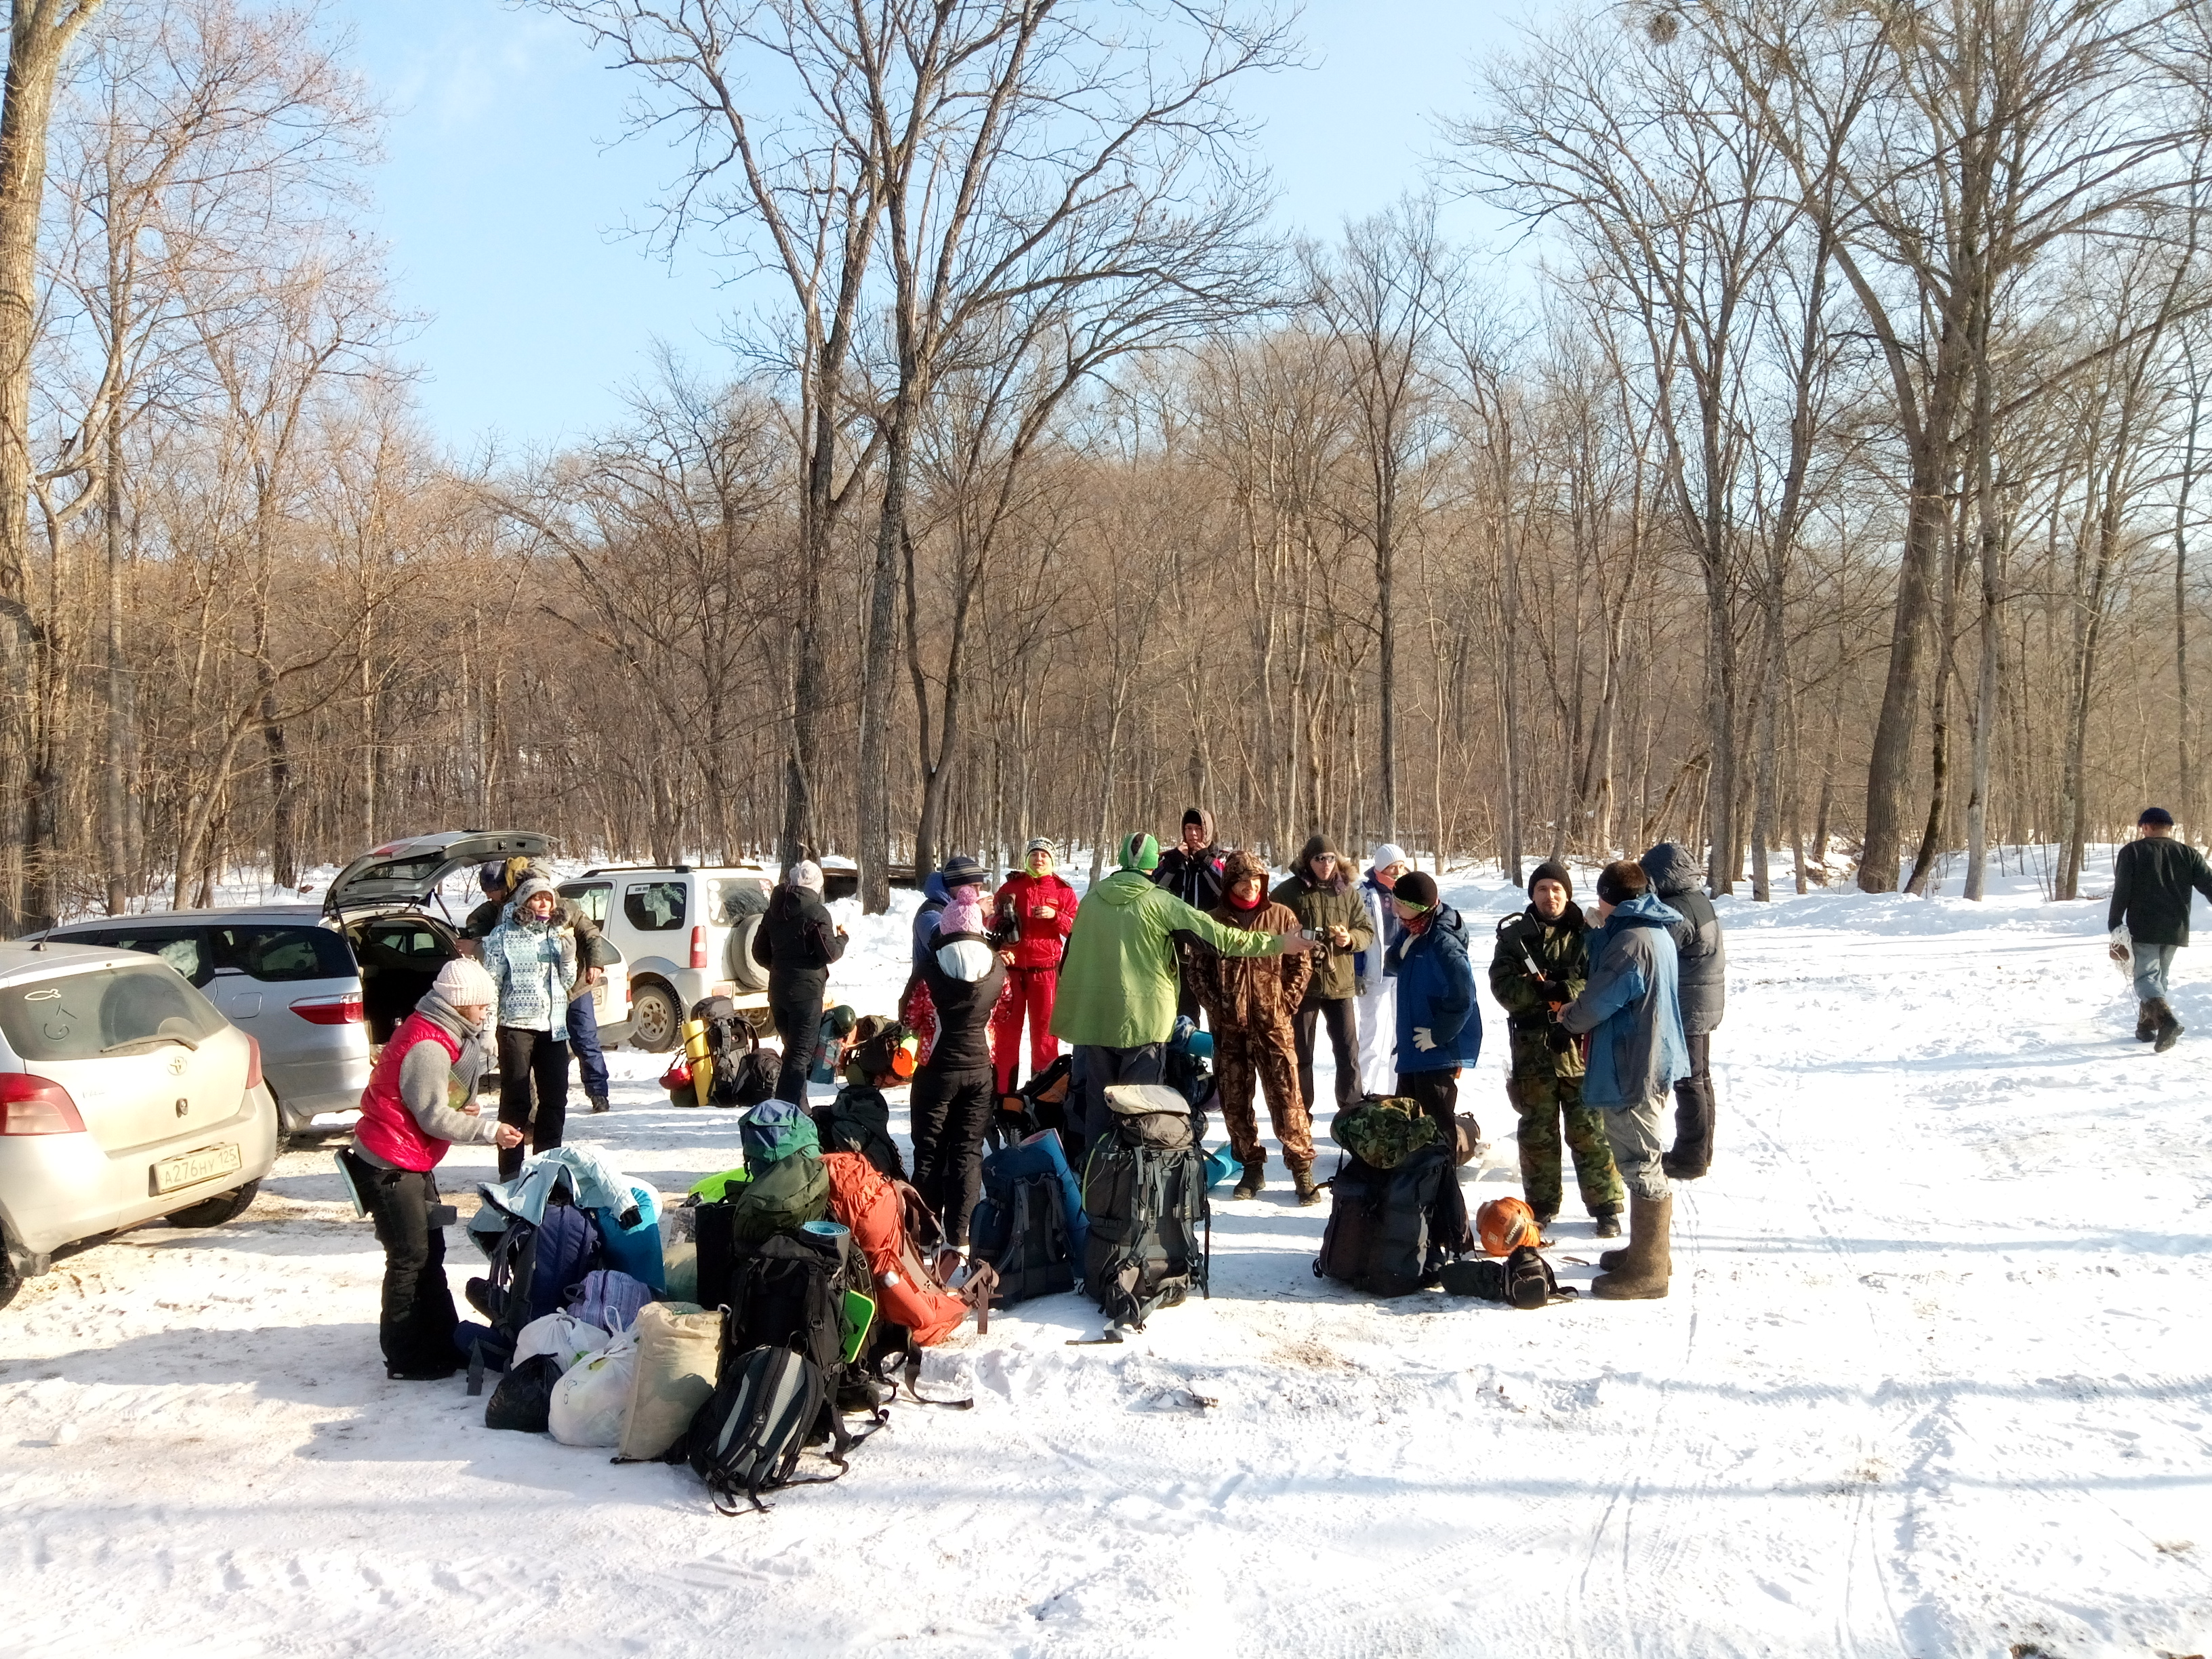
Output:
[512, 1310, 612, 1373]
[615, 1303, 724, 1462]
[460, 1197, 605, 1378]
[590, 1181, 665, 1292]
[728, 1150, 830, 1246]
[970, 1135, 1077, 1305]
[1315, 1142, 1469, 1297]
[1081, 1085, 1210, 1330]
[741, 1097, 821, 1170]
[485, 1353, 565, 1433]
[1331, 1095, 1442, 1170]
[1439, 1244, 1575, 1309]
[548, 1334, 638, 1448]
[986, 1052, 1073, 1152]
[565, 1267, 653, 1335]
[689, 995, 771, 1109]
[822, 1151, 973, 1347]
[813, 1084, 907, 1180]
[686, 1345, 846, 1514]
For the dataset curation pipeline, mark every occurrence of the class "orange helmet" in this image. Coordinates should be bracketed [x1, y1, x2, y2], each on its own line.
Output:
[1477, 1196, 1542, 1256]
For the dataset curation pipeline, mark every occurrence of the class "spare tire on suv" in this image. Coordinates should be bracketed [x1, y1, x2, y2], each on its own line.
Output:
[722, 882, 769, 993]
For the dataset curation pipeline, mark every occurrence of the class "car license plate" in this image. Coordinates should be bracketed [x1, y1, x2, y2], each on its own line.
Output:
[152, 1142, 242, 1195]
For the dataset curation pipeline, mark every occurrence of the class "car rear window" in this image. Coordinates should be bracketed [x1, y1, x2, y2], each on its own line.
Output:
[66, 927, 213, 986]
[560, 882, 611, 925]
[623, 881, 687, 931]
[211, 924, 354, 983]
[0, 964, 229, 1061]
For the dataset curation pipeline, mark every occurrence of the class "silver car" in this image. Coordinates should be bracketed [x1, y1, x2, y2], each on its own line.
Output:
[0, 940, 279, 1309]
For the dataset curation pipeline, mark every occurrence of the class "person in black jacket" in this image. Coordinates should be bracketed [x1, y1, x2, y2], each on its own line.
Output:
[1153, 806, 1225, 1022]
[2108, 806, 2212, 1050]
[909, 881, 1006, 1246]
[1639, 842, 1726, 1179]
[753, 859, 848, 1099]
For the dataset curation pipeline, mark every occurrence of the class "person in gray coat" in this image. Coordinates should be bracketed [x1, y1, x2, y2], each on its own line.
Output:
[1639, 842, 1725, 1179]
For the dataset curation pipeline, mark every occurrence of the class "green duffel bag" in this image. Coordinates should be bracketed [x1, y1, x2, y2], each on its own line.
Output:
[728, 1149, 830, 1244]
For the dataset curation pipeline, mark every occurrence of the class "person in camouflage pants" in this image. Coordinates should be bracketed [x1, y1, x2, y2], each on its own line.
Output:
[1488, 859, 1623, 1237]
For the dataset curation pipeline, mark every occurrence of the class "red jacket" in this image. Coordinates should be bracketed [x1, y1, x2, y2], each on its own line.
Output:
[354, 1012, 462, 1171]
[992, 872, 1078, 971]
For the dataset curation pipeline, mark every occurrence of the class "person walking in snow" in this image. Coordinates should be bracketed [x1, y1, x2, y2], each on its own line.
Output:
[1271, 834, 1372, 1120]
[1353, 844, 1409, 1093]
[1153, 806, 1227, 1022]
[909, 878, 1006, 1246]
[1489, 861, 1623, 1238]
[1051, 832, 1317, 1153]
[754, 860, 848, 1101]
[1562, 860, 1689, 1301]
[2108, 806, 2212, 1051]
[341, 957, 523, 1380]
[1639, 842, 1727, 1179]
[481, 875, 579, 1179]
[1387, 869, 1482, 1144]
[989, 839, 1079, 1099]
[466, 858, 619, 1116]
[1191, 849, 1321, 1202]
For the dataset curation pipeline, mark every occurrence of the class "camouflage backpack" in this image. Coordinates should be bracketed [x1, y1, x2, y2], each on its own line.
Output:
[1332, 1095, 1442, 1170]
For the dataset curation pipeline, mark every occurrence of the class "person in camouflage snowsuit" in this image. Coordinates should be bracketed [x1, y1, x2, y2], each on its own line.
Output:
[1488, 859, 1623, 1237]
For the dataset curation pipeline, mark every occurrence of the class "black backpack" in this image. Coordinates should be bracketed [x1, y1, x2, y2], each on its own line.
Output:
[986, 1052, 1073, 1153]
[461, 1197, 605, 1387]
[1440, 1244, 1577, 1309]
[1081, 1085, 1210, 1330]
[691, 996, 777, 1109]
[1315, 1141, 1469, 1298]
[814, 1084, 907, 1179]
[724, 1228, 888, 1418]
[970, 1137, 1076, 1305]
[687, 1345, 837, 1514]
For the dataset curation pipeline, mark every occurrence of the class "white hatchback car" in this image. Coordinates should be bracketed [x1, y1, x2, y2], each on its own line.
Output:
[0, 940, 278, 1309]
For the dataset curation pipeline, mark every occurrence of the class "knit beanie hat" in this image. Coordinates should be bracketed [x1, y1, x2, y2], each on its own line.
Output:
[2141, 806, 2175, 826]
[1394, 870, 1438, 910]
[1528, 859, 1573, 899]
[789, 860, 824, 893]
[1595, 860, 1648, 905]
[1369, 842, 1409, 873]
[1183, 806, 1206, 829]
[1121, 832, 1161, 872]
[430, 956, 497, 1006]
[939, 889, 987, 937]
[939, 854, 989, 890]
[512, 874, 559, 913]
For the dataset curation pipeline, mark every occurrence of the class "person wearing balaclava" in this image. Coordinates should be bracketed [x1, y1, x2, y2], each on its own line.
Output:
[1052, 832, 1318, 1155]
[1489, 859, 1622, 1240]
[342, 956, 523, 1380]
[756, 859, 848, 1100]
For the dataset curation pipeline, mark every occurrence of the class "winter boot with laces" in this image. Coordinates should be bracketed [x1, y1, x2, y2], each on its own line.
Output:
[1232, 1158, 1266, 1200]
[2137, 1001, 2160, 1042]
[1592, 1192, 1672, 1300]
[589, 1094, 611, 1114]
[1292, 1166, 1323, 1206]
[2151, 998, 2184, 1052]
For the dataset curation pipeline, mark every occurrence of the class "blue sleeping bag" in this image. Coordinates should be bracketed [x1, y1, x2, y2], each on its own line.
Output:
[590, 1181, 664, 1293]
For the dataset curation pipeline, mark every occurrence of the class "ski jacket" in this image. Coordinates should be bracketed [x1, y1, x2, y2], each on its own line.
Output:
[1563, 893, 1690, 1108]
[991, 871, 1078, 970]
[1186, 882, 1312, 1040]
[2108, 835, 2212, 947]
[1639, 841, 1727, 1033]
[758, 883, 846, 1000]
[1489, 905, 1589, 1082]
[1270, 848, 1373, 1002]
[352, 995, 499, 1171]
[1353, 869, 1404, 994]
[1388, 903, 1481, 1075]
[918, 933, 1006, 1076]
[1050, 866, 1285, 1050]
[909, 872, 951, 969]
[1153, 809, 1227, 913]
[464, 891, 615, 971]
[483, 915, 578, 1038]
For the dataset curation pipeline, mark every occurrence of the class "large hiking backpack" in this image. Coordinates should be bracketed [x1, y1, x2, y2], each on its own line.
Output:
[1162, 1016, 1216, 1110]
[1315, 1141, 1471, 1297]
[822, 1151, 976, 1346]
[687, 996, 776, 1109]
[970, 1130, 1086, 1305]
[461, 1199, 603, 1379]
[814, 1084, 907, 1180]
[986, 1052, 1073, 1153]
[741, 1098, 821, 1169]
[1081, 1084, 1210, 1330]
[729, 1151, 830, 1244]
[687, 1345, 843, 1515]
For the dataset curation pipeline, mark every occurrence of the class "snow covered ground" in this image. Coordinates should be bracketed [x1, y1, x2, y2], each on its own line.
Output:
[5, 863, 2211, 1658]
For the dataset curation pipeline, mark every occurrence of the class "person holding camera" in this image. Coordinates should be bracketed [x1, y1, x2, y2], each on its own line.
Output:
[1271, 834, 1372, 1120]
[989, 838, 1079, 1098]
[1488, 860, 1622, 1238]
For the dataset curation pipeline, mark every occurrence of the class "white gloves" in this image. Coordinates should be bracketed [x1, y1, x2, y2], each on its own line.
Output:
[1412, 1026, 1436, 1052]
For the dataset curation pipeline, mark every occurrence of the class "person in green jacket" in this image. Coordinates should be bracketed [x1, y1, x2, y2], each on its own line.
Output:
[1052, 831, 1318, 1151]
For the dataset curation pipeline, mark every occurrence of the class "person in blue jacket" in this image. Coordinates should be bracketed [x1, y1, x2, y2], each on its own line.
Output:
[1562, 859, 1689, 1300]
[1386, 869, 1481, 1147]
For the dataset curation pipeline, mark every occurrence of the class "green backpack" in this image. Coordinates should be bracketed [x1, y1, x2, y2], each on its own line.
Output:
[729, 1150, 830, 1244]
[1332, 1095, 1441, 1170]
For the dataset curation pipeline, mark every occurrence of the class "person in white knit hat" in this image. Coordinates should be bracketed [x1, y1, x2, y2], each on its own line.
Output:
[340, 955, 523, 1380]
[1353, 844, 1411, 1093]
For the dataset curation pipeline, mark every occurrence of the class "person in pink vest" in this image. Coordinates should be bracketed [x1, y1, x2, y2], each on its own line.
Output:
[340, 957, 523, 1380]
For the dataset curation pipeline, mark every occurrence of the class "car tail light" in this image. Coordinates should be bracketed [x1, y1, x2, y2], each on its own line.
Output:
[690, 925, 708, 970]
[244, 1034, 263, 1091]
[0, 1073, 85, 1135]
[291, 992, 365, 1026]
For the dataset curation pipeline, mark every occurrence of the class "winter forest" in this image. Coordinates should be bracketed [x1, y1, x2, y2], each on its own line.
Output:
[4, 0, 2212, 930]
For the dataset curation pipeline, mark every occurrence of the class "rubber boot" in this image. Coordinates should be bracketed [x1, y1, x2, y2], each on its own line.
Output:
[2137, 1001, 2159, 1042]
[1592, 1193, 1671, 1300]
[1232, 1158, 1265, 1200]
[1292, 1166, 1322, 1206]
[2151, 998, 2184, 1053]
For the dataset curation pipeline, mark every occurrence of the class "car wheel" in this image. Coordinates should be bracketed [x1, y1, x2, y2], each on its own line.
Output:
[164, 1179, 260, 1229]
[630, 982, 681, 1052]
[726, 914, 769, 992]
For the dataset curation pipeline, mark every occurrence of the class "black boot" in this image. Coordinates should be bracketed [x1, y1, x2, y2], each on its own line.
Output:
[588, 1094, 611, 1114]
[1232, 1158, 1265, 1200]
[1591, 1206, 1622, 1240]
[2151, 998, 2184, 1052]
[2136, 1001, 2159, 1042]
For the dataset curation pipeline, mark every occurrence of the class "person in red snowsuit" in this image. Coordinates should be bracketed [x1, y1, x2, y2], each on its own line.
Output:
[990, 838, 1079, 1099]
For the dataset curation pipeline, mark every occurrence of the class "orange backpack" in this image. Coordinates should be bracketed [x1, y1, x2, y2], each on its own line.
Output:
[822, 1152, 974, 1346]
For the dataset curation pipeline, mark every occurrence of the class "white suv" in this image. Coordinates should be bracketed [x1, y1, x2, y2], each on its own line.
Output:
[558, 866, 774, 1051]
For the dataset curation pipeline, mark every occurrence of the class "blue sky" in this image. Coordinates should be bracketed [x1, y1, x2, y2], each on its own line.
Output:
[337, 1, 1529, 453]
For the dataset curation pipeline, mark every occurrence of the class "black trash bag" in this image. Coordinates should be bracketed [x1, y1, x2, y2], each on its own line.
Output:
[485, 1353, 565, 1432]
